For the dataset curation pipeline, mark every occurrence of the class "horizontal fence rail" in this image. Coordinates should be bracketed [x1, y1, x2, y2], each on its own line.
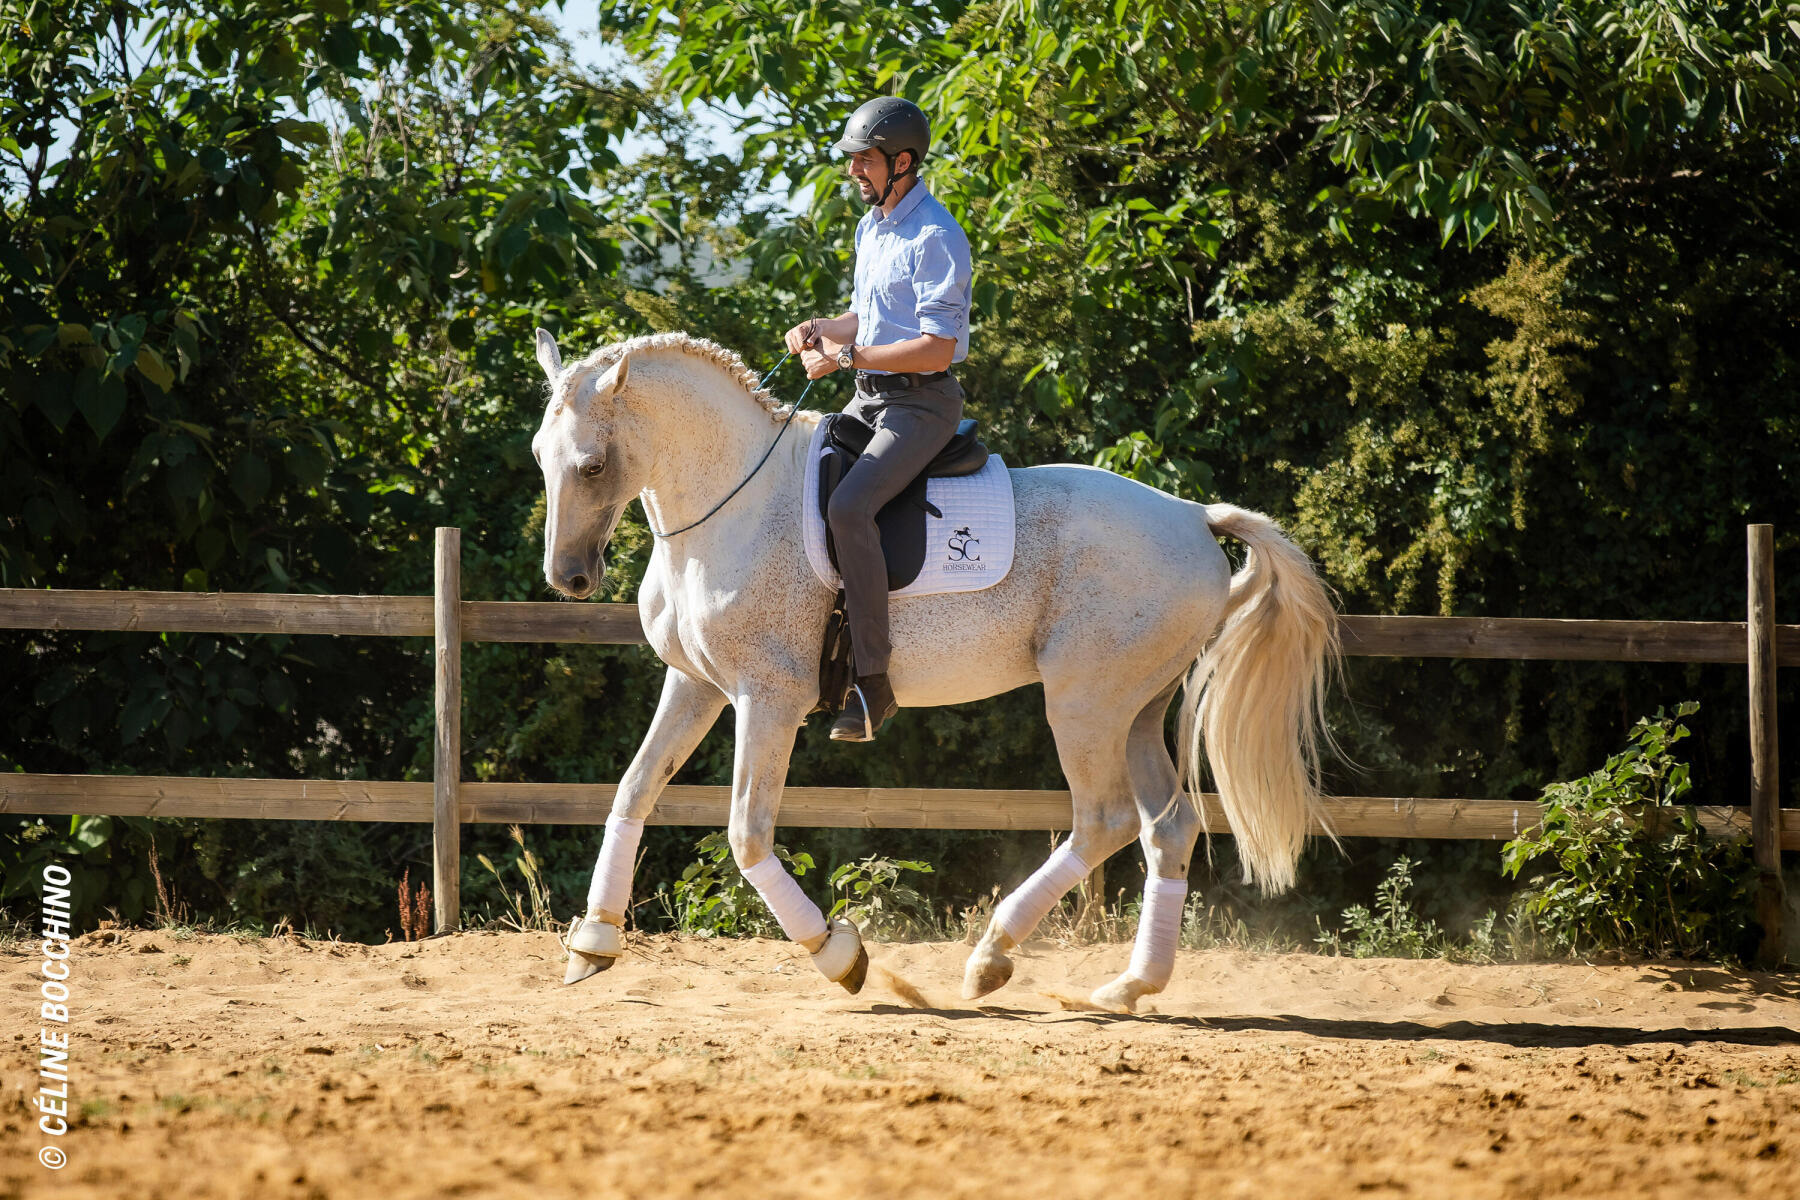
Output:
[0, 524, 1786, 960]
[5, 774, 1797, 848]
[0, 589, 647, 644]
[3, 587, 1796, 663]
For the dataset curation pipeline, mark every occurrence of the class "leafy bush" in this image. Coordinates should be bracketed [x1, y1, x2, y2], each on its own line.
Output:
[827, 855, 936, 940]
[1316, 855, 1449, 959]
[653, 838, 943, 943]
[1501, 703, 1755, 961]
[3, 816, 158, 927]
[659, 832, 815, 939]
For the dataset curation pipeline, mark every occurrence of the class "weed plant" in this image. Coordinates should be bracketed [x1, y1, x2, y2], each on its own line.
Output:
[474, 825, 555, 933]
[0, 914, 32, 952]
[827, 855, 936, 939]
[658, 831, 815, 938]
[1501, 703, 1756, 961]
[1314, 855, 1454, 958]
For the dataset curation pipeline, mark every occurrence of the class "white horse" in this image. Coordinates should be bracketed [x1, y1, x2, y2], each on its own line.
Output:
[534, 329, 1337, 1012]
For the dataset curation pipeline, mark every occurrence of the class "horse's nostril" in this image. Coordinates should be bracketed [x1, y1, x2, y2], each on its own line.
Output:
[568, 574, 590, 594]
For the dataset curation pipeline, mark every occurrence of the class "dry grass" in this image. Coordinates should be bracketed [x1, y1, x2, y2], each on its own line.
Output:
[397, 868, 432, 942]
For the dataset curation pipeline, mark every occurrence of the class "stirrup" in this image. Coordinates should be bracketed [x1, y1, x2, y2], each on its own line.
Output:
[851, 681, 874, 741]
[829, 682, 891, 743]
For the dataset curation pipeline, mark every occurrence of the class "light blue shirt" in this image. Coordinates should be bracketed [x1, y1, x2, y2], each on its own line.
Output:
[851, 182, 972, 373]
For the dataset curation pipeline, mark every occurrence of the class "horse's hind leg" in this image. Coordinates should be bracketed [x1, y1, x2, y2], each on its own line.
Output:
[1091, 677, 1200, 1013]
[962, 707, 1141, 1000]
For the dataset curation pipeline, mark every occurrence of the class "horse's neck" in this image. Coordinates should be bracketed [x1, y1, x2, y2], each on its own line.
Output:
[634, 360, 807, 546]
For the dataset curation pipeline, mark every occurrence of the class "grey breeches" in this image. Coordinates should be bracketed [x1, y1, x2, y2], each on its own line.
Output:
[826, 374, 965, 676]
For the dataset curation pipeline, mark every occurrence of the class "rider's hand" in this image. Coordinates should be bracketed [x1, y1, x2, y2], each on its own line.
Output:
[784, 319, 820, 356]
[800, 346, 836, 380]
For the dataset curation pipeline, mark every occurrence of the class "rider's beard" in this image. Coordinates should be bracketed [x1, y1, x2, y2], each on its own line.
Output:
[855, 176, 882, 207]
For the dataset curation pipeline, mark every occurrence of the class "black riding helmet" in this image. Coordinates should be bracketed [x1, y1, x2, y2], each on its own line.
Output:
[834, 97, 929, 207]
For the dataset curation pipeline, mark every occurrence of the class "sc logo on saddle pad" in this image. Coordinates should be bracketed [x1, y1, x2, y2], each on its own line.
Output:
[802, 421, 1016, 598]
[946, 526, 982, 566]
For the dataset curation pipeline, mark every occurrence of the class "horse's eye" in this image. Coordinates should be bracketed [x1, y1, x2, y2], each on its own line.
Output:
[580, 459, 605, 478]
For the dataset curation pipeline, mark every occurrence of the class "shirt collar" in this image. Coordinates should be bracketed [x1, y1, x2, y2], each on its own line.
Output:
[877, 179, 931, 227]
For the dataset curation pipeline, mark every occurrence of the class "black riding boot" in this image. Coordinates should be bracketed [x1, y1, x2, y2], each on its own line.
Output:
[830, 672, 898, 742]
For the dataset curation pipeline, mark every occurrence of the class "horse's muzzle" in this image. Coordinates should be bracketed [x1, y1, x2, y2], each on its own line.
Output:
[546, 504, 622, 599]
[550, 550, 603, 598]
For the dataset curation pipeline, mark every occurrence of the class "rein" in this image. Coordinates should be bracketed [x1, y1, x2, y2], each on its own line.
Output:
[646, 350, 815, 540]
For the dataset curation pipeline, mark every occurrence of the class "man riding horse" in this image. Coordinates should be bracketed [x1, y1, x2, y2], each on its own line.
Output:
[541, 94, 1336, 1008]
[783, 96, 972, 743]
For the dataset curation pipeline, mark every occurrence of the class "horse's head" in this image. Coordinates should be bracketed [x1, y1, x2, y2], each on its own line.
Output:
[531, 328, 653, 599]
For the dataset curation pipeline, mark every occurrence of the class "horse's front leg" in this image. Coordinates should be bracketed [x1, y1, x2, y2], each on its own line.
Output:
[564, 666, 726, 984]
[727, 691, 869, 994]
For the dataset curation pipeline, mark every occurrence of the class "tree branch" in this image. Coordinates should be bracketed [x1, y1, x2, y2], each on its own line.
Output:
[246, 219, 389, 395]
[266, 301, 389, 395]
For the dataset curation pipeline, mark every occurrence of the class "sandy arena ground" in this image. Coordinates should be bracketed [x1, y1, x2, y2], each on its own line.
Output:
[4, 927, 1798, 1199]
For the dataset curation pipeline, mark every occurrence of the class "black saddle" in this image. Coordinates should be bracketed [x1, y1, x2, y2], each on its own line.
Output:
[816, 412, 989, 591]
[810, 413, 988, 718]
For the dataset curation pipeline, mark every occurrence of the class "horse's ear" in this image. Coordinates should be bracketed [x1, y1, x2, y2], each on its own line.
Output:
[534, 327, 562, 378]
[598, 353, 630, 398]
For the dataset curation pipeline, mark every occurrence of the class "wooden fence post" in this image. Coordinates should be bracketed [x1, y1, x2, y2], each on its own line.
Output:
[434, 528, 462, 933]
[1748, 524, 1784, 966]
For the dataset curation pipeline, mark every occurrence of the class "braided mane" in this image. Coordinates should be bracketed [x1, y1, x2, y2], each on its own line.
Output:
[569, 331, 791, 423]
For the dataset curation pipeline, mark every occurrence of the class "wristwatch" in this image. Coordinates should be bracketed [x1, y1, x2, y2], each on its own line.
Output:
[837, 342, 855, 370]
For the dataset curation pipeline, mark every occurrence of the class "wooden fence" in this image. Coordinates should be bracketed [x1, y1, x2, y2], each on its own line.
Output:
[2, 525, 1791, 959]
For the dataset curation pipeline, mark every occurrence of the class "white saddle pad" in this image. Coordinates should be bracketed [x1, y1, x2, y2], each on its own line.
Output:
[801, 419, 1016, 597]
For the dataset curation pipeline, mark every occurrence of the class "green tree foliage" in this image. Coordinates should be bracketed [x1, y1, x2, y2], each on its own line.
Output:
[4, 0, 1797, 940]
[1, 0, 668, 932]
[601, 0, 1800, 803]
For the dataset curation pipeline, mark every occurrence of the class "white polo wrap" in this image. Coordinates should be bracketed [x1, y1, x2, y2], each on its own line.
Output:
[740, 854, 829, 945]
[993, 842, 1091, 944]
[586, 813, 645, 916]
[1126, 874, 1188, 989]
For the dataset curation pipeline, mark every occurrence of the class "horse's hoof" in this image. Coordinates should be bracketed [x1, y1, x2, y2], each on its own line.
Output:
[1089, 974, 1156, 1014]
[838, 943, 870, 995]
[561, 915, 622, 985]
[961, 951, 1014, 1000]
[812, 918, 864, 988]
[563, 951, 615, 985]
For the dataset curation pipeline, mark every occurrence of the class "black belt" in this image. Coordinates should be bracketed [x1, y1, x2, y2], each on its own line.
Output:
[855, 369, 950, 393]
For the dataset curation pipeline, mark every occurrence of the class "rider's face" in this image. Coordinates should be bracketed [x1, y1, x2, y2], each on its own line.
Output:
[847, 148, 907, 203]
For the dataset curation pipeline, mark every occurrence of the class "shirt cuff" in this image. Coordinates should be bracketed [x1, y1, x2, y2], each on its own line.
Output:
[917, 313, 961, 339]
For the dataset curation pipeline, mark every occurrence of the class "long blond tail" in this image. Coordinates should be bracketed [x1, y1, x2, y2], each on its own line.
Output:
[1177, 504, 1340, 894]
